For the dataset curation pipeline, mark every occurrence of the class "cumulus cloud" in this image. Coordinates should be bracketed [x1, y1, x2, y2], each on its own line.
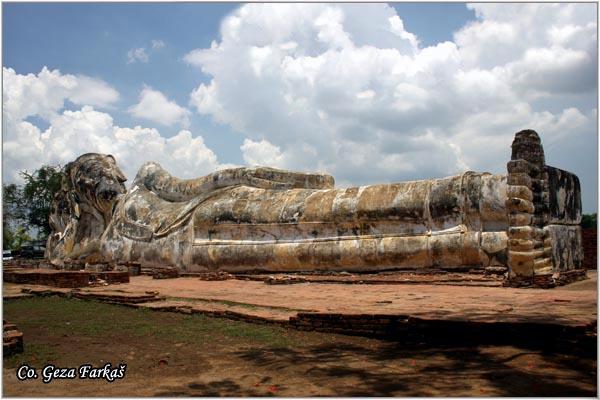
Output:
[3, 67, 228, 184]
[241, 138, 285, 168]
[128, 86, 191, 128]
[3, 67, 119, 121]
[3, 4, 597, 213]
[151, 39, 165, 50]
[186, 3, 597, 209]
[456, 4, 597, 97]
[126, 47, 149, 64]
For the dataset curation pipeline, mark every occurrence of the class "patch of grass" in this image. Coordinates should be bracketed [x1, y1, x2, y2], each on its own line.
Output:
[216, 299, 259, 310]
[218, 322, 292, 346]
[166, 296, 304, 312]
[4, 343, 59, 369]
[167, 296, 259, 310]
[3, 297, 296, 349]
[4, 297, 155, 338]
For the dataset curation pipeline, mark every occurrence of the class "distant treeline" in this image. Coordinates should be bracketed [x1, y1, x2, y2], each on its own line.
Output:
[581, 213, 597, 229]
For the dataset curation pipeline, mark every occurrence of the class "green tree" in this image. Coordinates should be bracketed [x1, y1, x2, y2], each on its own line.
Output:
[20, 165, 63, 236]
[3, 183, 25, 221]
[581, 213, 597, 229]
[3, 183, 28, 250]
[2, 165, 63, 249]
[3, 225, 31, 250]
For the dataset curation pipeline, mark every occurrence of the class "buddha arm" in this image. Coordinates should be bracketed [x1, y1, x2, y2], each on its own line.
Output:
[133, 162, 335, 202]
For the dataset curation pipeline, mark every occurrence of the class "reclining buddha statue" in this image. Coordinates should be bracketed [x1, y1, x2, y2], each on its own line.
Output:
[46, 129, 584, 287]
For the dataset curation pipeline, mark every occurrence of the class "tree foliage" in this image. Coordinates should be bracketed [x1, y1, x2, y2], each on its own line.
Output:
[20, 165, 63, 235]
[3, 165, 63, 249]
[3, 183, 28, 250]
[3, 225, 31, 251]
[581, 213, 597, 229]
[3, 183, 25, 221]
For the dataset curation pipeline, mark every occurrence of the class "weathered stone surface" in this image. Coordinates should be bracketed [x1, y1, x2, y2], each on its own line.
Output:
[507, 173, 532, 188]
[507, 185, 533, 201]
[46, 154, 127, 266]
[511, 129, 545, 167]
[546, 166, 582, 225]
[99, 171, 510, 272]
[508, 226, 535, 240]
[508, 213, 533, 227]
[508, 239, 535, 251]
[44, 130, 584, 287]
[544, 225, 583, 271]
[506, 197, 535, 213]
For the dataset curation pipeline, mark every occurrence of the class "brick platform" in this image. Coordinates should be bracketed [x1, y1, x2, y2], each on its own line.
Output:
[3, 270, 129, 288]
[3, 321, 23, 356]
[92, 271, 130, 284]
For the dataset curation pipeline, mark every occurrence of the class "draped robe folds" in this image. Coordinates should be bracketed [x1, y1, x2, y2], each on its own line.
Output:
[101, 162, 510, 272]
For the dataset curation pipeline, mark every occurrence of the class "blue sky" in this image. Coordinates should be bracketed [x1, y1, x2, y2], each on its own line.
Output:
[3, 3, 597, 212]
[3, 3, 476, 163]
[4, 3, 241, 156]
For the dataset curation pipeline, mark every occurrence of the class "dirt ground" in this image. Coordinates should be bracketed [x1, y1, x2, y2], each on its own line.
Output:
[3, 297, 597, 397]
[121, 271, 597, 325]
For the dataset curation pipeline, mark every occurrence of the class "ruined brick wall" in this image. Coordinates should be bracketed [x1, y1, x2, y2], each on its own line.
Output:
[3, 271, 90, 287]
[582, 228, 597, 270]
[2, 270, 129, 288]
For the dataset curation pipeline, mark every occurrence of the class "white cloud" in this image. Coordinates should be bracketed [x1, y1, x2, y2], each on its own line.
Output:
[128, 86, 191, 128]
[127, 47, 149, 64]
[456, 3, 597, 94]
[3, 67, 119, 121]
[184, 3, 596, 210]
[151, 39, 165, 50]
[127, 40, 166, 64]
[3, 4, 597, 213]
[68, 75, 121, 108]
[3, 67, 228, 184]
[356, 90, 375, 100]
[240, 138, 285, 168]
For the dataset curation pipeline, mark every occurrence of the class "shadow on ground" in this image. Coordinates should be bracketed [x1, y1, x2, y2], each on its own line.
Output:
[153, 337, 596, 397]
[154, 379, 266, 397]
